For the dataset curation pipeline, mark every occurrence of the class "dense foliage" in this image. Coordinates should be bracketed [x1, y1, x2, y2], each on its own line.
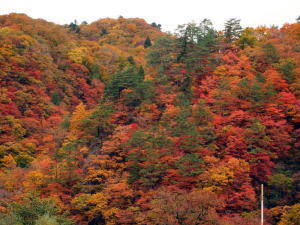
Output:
[0, 13, 300, 224]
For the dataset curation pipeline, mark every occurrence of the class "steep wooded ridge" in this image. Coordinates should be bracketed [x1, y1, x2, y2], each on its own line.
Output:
[0, 13, 300, 225]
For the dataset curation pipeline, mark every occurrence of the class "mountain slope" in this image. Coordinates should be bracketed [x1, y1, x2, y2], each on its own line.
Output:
[0, 13, 300, 225]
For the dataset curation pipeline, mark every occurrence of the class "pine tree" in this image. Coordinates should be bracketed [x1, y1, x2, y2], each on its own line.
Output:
[224, 18, 242, 42]
[144, 36, 152, 48]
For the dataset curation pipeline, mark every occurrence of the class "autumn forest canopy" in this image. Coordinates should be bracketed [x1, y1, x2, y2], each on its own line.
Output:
[1, 13, 300, 225]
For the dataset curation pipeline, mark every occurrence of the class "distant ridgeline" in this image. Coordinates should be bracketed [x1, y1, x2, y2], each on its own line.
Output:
[0, 13, 300, 225]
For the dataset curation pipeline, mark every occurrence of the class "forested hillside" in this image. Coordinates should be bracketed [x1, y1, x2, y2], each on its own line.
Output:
[0, 13, 300, 225]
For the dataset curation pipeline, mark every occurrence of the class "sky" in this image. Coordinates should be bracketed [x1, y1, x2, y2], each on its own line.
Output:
[1, 0, 300, 32]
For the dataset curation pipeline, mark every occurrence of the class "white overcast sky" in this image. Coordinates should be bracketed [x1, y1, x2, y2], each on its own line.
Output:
[1, 0, 300, 32]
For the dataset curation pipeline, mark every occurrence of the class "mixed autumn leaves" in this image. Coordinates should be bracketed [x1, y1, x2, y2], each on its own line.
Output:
[0, 13, 300, 225]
